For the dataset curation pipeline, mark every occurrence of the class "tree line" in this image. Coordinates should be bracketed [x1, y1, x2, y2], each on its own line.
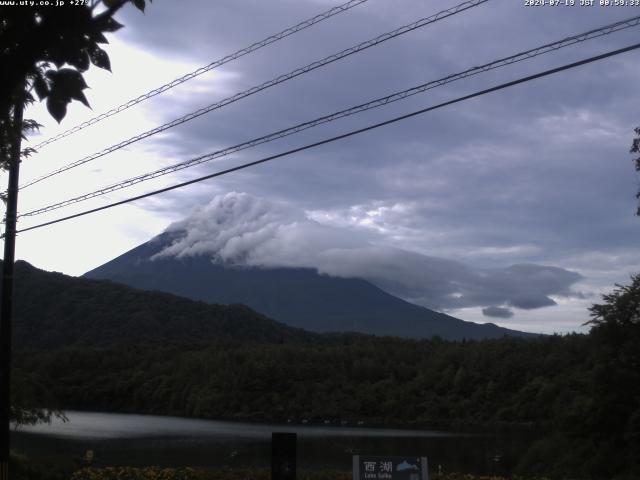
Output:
[7, 261, 640, 478]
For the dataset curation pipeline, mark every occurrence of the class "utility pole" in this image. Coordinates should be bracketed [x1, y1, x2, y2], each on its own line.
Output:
[0, 86, 24, 480]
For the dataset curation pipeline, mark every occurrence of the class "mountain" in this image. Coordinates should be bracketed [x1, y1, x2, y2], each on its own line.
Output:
[7, 260, 318, 349]
[84, 232, 534, 340]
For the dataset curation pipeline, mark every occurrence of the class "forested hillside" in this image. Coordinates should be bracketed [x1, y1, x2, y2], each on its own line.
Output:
[14, 323, 640, 478]
[16, 335, 587, 428]
[7, 259, 640, 478]
[8, 260, 318, 348]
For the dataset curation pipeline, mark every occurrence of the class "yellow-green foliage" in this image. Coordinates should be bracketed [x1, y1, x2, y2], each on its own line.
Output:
[70, 467, 350, 480]
[70, 468, 551, 480]
[71, 467, 206, 480]
[433, 475, 550, 480]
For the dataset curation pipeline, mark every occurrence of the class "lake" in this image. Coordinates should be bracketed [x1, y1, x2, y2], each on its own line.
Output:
[11, 411, 533, 475]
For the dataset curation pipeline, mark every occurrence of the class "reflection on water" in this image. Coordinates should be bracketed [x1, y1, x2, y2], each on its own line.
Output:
[15, 411, 460, 440]
[11, 411, 533, 475]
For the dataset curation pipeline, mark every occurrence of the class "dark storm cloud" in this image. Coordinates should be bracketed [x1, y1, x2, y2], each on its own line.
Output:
[105, 0, 640, 329]
[482, 306, 514, 319]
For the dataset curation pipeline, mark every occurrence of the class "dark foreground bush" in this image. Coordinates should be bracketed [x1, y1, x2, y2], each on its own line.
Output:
[69, 467, 554, 480]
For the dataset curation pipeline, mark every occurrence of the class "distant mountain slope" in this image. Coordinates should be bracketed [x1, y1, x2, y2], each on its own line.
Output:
[6, 260, 317, 349]
[84, 232, 534, 340]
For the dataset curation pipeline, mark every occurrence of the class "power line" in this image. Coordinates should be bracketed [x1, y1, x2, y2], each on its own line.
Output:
[18, 14, 640, 218]
[20, 0, 490, 190]
[30, 0, 370, 151]
[13, 41, 640, 236]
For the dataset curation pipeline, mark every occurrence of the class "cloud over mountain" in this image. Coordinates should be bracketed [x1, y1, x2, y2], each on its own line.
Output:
[156, 192, 583, 315]
[482, 306, 514, 319]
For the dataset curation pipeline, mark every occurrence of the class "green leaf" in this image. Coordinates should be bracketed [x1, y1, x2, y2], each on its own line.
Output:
[46, 95, 68, 123]
[51, 57, 66, 69]
[89, 45, 111, 71]
[69, 50, 91, 72]
[22, 119, 42, 134]
[21, 147, 38, 159]
[132, 0, 145, 12]
[33, 75, 49, 100]
[102, 16, 123, 33]
[52, 68, 89, 93]
[46, 69, 91, 115]
[92, 31, 109, 44]
[71, 90, 91, 108]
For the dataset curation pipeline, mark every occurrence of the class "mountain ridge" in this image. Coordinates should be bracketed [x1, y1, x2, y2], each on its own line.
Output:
[84, 232, 535, 340]
[6, 259, 319, 349]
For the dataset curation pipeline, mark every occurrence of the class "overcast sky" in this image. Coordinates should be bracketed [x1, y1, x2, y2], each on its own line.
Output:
[6, 0, 640, 334]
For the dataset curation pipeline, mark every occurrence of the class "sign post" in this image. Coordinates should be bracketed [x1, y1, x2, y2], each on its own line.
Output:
[272, 432, 296, 480]
[353, 456, 428, 480]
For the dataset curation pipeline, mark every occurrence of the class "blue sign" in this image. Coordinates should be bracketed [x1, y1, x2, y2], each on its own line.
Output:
[353, 456, 428, 480]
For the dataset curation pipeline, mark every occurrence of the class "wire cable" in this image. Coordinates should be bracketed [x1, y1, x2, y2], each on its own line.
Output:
[20, 0, 490, 190]
[18, 14, 640, 218]
[12, 41, 640, 236]
[30, 0, 370, 151]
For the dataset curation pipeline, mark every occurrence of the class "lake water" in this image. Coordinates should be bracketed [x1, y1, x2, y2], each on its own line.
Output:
[11, 411, 532, 475]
